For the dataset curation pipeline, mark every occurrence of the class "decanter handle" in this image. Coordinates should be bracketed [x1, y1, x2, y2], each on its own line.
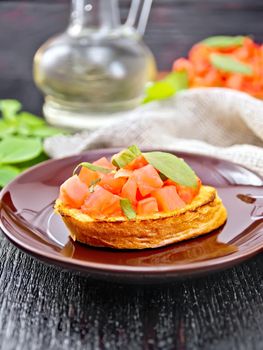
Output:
[124, 0, 153, 35]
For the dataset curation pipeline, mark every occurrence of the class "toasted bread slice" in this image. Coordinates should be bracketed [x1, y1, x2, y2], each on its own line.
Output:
[55, 185, 227, 249]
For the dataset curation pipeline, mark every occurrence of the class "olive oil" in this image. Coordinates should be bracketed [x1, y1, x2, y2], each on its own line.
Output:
[33, 0, 155, 129]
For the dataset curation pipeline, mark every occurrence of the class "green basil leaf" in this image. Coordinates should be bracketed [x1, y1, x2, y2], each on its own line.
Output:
[0, 100, 21, 121]
[128, 145, 141, 157]
[112, 145, 142, 168]
[0, 136, 42, 164]
[210, 53, 253, 75]
[14, 119, 65, 138]
[30, 125, 65, 138]
[17, 112, 45, 127]
[143, 81, 175, 104]
[143, 151, 198, 188]
[202, 36, 245, 48]
[120, 198, 136, 220]
[165, 71, 188, 91]
[143, 71, 188, 104]
[16, 152, 49, 170]
[112, 149, 136, 168]
[0, 165, 21, 187]
[73, 162, 112, 175]
[0, 120, 16, 137]
[16, 123, 33, 137]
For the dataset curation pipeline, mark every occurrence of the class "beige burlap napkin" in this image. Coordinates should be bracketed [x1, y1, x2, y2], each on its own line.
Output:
[44, 88, 263, 176]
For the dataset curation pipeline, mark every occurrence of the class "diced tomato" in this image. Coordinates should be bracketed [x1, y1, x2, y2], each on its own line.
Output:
[93, 157, 115, 170]
[175, 185, 196, 204]
[78, 157, 114, 185]
[136, 188, 146, 201]
[243, 37, 257, 58]
[164, 178, 201, 204]
[225, 74, 244, 90]
[188, 44, 211, 76]
[59, 175, 89, 208]
[173, 58, 195, 81]
[164, 179, 176, 186]
[171, 37, 263, 98]
[242, 79, 262, 97]
[78, 166, 99, 186]
[114, 169, 133, 179]
[202, 68, 222, 87]
[137, 197, 158, 215]
[151, 186, 185, 212]
[121, 176, 137, 205]
[99, 173, 127, 195]
[125, 155, 148, 170]
[189, 44, 211, 63]
[81, 186, 122, 217]
[235, 46, 250, 60]
[133, 164, 163, 196]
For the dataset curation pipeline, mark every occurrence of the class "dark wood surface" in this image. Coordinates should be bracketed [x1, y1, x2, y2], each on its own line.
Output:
[1, 1, 263, 349]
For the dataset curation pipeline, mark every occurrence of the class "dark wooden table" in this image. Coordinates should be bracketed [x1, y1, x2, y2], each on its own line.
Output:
[1, 1, 263, 349]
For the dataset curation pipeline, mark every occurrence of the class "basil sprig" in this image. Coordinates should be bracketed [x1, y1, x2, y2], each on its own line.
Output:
[143, 151, 198, 189]
[120, 198, 136, 220]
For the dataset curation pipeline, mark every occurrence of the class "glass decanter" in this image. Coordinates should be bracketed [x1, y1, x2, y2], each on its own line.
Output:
[33, 0, 156, 129]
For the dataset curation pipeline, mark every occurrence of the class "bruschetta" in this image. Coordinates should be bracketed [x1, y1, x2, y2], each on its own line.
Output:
[55, 146, 227, 249]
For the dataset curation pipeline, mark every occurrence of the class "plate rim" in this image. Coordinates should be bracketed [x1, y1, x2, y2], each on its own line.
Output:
[1, 148, 263, 277]
[1, 220, 263, 276]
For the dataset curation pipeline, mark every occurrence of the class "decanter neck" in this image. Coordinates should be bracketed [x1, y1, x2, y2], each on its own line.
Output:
[68, 0, 120, 35]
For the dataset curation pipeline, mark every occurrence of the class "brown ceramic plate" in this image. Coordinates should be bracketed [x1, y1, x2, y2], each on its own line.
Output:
[0, 148, 263, 283]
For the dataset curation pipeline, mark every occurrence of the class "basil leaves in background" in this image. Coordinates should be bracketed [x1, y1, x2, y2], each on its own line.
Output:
[142, 36, 256, 105]
[201, 35, 245, 48]
[0, 165, 20, 187]
[0, 99, 66, 187]
[210, 53, 253, 75]
[0, 100, 22, 122]
[0, 137, 42, 164]
[143, 71, 188, 103]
